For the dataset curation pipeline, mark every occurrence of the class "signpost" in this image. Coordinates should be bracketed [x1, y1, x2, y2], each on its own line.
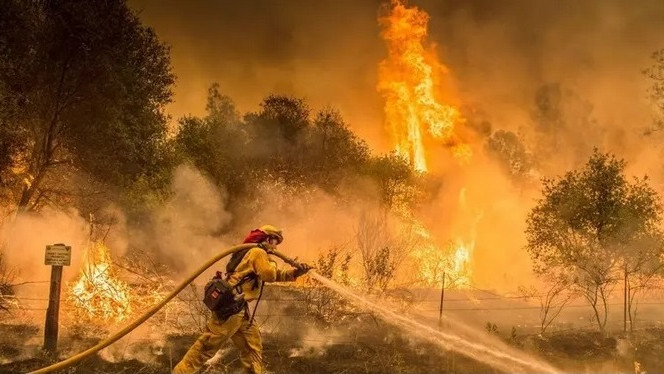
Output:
[43, 243, 71, 353]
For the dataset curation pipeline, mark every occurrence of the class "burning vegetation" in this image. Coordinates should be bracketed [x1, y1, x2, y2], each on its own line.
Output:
[69, 242, 132, 322]
[1, 0, 664, 373]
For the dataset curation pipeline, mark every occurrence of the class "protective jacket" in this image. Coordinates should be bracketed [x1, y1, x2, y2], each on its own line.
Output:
[227, 247, 296, 301]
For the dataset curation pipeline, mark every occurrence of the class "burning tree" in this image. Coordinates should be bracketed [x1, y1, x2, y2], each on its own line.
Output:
[526, 150, 664, 333]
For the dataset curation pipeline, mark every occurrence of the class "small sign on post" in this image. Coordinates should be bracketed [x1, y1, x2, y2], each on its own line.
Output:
[45, 244, 72, 266]
[43, 243, 71, 353]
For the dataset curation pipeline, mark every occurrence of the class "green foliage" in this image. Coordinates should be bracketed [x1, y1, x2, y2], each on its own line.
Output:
[305, 109, 371, 189]
[526, 150, 664, 331]
[175, 85, 422, 212]
[174, 85, 248, 200]
[248, 95, 310, 142]
[0, 0, 175, 212]
[363, 152, 422, 210]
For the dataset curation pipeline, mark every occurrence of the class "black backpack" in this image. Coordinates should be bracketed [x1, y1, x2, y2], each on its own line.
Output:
[202, 246, 262, 318]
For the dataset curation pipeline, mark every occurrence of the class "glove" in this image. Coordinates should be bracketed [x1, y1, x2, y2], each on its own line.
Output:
[293, 263, 313, 278]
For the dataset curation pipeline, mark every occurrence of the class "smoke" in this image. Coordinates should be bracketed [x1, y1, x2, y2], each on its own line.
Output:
[287, 325, 345, 358]
[0, 208, 89, 298]
[422, 153, 538, 291]
[97, 324, 168, 364]
[425, 0, 664, 182]
[129, 0, 388, 149]
[129, 164, 365, 279]
[236, 184, 363, 264]
[146, 164, 233, 275]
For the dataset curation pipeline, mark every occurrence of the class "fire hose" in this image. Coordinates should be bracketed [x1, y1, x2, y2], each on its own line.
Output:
[28, 244, 303, 374]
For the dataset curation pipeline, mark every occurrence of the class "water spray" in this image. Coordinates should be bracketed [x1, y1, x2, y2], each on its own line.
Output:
[309, 272, 560, 374]
[269, 249, 560, 374]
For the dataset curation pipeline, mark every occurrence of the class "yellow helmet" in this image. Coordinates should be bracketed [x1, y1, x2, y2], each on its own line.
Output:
[260, 224, 283, 244]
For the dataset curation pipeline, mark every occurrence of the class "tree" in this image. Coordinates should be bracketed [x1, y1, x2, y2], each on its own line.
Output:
[0, 0, 174, 212]
[303, 109, 370, 190]
[614, 178, 664, 330]
[484, 130, 535, 184]
[519, 279, 574, 335]
[174, 85, 250, 201]
[363, 152, 423, 211]
[530, 83, 599, 174]
[644, 49, 664, 132]
[175, 87, 420, 214]
[355, 212, 417, 292]
[525, 150, 664, 332]
[248, 95, 310, 142]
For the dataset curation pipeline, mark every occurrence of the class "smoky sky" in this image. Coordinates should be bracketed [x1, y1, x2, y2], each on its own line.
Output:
[130, 0, 664, 155]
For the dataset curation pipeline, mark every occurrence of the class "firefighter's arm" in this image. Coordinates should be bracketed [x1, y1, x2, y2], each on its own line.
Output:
[250, 248, 297, 282]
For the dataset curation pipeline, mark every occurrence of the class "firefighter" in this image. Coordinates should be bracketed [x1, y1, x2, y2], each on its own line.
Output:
[172, 225, 312, 374]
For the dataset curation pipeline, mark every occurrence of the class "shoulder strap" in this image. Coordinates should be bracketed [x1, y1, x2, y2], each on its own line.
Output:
[226, 247, 252, 273]
[226, 245, 268, 290]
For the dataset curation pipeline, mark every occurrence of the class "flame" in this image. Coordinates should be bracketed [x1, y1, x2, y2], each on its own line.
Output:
[68, 241, 132, 322]
[448, 238, 473, 287]
[409, 219, 474, 288]
[378, 0, 468, 172]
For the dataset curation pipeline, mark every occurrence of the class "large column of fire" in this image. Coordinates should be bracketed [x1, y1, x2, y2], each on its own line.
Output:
[377, 0, 464, 172]
[377, 0, 474, 287]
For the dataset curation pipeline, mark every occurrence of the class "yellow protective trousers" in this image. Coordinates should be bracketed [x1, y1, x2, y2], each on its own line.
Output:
[172, 310, 262, 374]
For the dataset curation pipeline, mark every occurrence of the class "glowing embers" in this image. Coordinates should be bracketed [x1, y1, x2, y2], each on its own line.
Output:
[377, 0, 467, 172]
[69, 241, 132, 322]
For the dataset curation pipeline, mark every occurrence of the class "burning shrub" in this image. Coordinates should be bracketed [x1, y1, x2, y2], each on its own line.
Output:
[68, 241, 132, 322]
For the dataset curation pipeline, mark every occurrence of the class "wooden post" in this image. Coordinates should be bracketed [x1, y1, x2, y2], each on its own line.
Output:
[438, 271, 446, 328]
[43, 243, 71, 353]
[43, 264, 63, 353]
